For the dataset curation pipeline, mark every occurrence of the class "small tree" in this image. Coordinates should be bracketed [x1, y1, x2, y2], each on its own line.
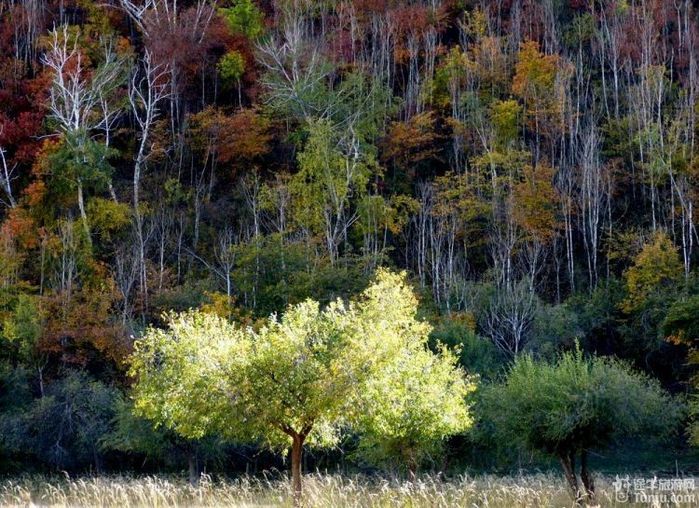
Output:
[129, 269, 473, 502]
[354, 271, 476, 475]
[2, 294, 46, 396]
[622, 231, 683, 313]
[357, 341, 475, 474]
[481, 349, 681, 503]
[217, 51, 246, 107]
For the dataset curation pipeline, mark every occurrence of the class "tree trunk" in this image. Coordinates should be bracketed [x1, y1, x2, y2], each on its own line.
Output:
[133, 158, 148, 312]
[93, 448, 102, 474]
[77, 179, 91, 243]
[408, 464, 417, 482]
[188, 450, 200, 487]
[291, 434, 304, 505]
[580, 450, 595, 502]
[559, 450, 582, 505]
[406, 448, 418, 481]
[37, 365, 44, 397]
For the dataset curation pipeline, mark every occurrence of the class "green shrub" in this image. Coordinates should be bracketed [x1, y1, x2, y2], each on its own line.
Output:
[480, 348, 682, 502]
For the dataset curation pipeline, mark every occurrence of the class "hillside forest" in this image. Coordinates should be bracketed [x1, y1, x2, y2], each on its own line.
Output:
[1, 0, 699, 499]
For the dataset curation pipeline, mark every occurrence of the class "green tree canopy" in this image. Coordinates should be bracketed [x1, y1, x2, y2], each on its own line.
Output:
[129, 269, 474, 500]
[480, 348, 681, 503]
[220, 0, 265, 40]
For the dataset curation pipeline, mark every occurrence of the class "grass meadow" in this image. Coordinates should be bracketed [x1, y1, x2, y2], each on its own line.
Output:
[1, 472, 695, 507]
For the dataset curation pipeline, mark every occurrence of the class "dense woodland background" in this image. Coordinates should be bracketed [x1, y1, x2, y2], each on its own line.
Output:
[1, 0, 699, 476]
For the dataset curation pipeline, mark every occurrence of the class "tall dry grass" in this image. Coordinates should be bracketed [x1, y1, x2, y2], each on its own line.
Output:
[0, 472, 693, 507]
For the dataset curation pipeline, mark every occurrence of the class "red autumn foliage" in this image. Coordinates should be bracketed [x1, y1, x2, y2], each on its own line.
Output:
[1, 207, 38, 249]
[39, 280, 130, 368]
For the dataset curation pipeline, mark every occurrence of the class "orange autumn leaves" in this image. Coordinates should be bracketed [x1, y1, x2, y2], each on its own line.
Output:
[188, 107, 271, 174]
[512, 41, 568, 136]
[512, 161, 561, 244]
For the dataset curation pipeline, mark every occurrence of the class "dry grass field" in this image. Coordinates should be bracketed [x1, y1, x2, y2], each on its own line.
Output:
[1, 472, 694, 507]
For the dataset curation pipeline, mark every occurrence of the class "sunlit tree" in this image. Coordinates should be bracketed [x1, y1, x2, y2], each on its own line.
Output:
[129, 269, 473, 501]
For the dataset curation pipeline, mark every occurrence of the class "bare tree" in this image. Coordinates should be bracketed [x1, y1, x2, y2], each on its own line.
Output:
[128, 49, 170, 306]
[410, 179, 470, 311]
[256, 3, 333, 122]
[118, 0, 217, 42]
[117, 0, 218, 136]
[114, 240, 140, 326]
[215, 227, 237, 301]
[53, 219, 79, 301]
[43, 27, 124, 135]
[7, 0, 44, 65]
[186, 228, 237, 300]
[577, 124, 604, 291]
[0, 141, 17, 208]
[42, 26, 125, 237]
[482, 277, 538, 357]
[598, 2, 625, 120]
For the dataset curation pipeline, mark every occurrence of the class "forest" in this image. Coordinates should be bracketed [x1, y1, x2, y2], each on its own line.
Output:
[0, 0, 698, 506]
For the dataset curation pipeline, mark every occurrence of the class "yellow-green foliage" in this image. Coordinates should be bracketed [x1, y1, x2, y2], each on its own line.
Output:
[129, 269, 474, 459]
[491, 99, 521, 147]
[291, 119, 376, 236]
[87, 198, 131, 242]
[357, 339, 474, 469]
[217, 51, 245, 85]
[622, 231, 683, 312]
[352, 271, 475, 469]
[2, 294, 42, 362]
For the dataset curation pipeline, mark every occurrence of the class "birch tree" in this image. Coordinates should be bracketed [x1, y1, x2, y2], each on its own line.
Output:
[128, 49, 170, 306]
[42, 26, 126, 239]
